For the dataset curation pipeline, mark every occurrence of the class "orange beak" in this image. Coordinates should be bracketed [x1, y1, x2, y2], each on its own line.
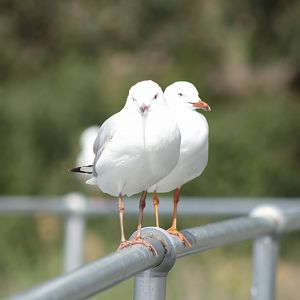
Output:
[190, 100, 211, 111]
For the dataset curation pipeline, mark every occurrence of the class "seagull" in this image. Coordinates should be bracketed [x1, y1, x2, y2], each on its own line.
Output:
[149, 81, 210, 246]
[71, 80, 181, 253]
[76, 126, 99, 181]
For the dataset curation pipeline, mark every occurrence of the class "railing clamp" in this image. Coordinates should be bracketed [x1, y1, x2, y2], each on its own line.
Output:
[64, 193, 86, 216]
[132, 227, 177, 300]
[250, 204, 286, 235]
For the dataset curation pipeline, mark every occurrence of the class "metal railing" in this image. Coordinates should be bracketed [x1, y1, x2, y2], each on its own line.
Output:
[1, 195, 300, 300]
[1, 194, 300, 273]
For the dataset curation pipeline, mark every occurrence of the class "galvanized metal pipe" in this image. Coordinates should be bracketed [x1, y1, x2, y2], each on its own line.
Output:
[251, 236, 279, 300]
[169, 208, 300, 259]
[281, 210, 300, 232]
[169, 217, 276, 259]
[6, 216, 279, 300]
[63, 194, 87, 273]
[134, 271, 168, 300]
[1, 196, 300, 216]
[63, 213, 86, 272]
[250, 205, 287, 300]
[7, 238, 166, 300]
[134, 228, 176, 300]
[6, 209, 300, 300]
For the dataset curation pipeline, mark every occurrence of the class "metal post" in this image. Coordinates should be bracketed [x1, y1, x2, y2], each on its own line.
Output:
[134, 270, 167, 300]
[63, 194, 87, 273]
[133, 228, 176, 300]
[251, 235, 279, 300]
[250, 205, 284, 300]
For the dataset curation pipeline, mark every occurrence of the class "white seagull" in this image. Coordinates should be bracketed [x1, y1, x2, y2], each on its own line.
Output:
[71, 80, 181, 252]
[149, 81, 210, 246]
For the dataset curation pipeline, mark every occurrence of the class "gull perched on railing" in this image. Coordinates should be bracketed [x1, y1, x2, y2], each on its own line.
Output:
[71, 80, 181, 253]
[149, 81, 210, 246]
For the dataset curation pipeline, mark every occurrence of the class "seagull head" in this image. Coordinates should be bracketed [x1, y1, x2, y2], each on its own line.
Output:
[126, 80, 165, 115]
[164, 81, 211, 112]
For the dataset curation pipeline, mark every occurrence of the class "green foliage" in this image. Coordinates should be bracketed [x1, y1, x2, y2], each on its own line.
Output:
[0, 0, 299, 196]
[0, 1, 300, 298]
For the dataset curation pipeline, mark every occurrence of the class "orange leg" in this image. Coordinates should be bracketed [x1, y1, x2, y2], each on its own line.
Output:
[135, 191, 147, 239]
[167, 188, 191, 247]
[153, 191, 160, 227]
[119, 191, 157, 255]
[117, 193, 126, 244]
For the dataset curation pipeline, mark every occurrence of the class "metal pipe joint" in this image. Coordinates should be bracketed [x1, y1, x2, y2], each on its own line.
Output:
[137, 227, 177, 273]
[64, 193, 87, 216]
[133, 227, 177, 300]
[250, 204, 286, 235]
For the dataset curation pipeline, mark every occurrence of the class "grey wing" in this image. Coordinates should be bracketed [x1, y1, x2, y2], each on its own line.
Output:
[92, 112, 120, 175]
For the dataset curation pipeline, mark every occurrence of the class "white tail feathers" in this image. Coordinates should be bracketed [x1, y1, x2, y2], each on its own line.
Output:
[86, 177, 97, 185]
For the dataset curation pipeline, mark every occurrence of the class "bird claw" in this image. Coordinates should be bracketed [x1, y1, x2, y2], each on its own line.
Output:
[117, 241, 132, 251]
[167, 227, 192, 247]
[117, 238, 157, 256]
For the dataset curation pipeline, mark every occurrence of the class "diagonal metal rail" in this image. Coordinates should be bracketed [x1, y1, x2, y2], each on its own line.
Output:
[7, 207, 300, 300]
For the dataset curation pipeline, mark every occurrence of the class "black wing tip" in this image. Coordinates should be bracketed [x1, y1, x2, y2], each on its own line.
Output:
[69, 166, 81, 173]
[68, 165, 93, 174]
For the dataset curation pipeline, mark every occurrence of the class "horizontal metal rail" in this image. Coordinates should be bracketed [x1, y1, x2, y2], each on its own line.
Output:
[7, 207, 300, 300]
[1, 195, 300, 216]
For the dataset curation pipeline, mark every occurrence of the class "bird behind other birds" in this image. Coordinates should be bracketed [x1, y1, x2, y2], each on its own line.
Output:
[149, 81, 210, 246]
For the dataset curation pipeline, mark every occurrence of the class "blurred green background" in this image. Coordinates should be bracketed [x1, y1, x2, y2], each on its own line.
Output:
[0, 0, 300, 299]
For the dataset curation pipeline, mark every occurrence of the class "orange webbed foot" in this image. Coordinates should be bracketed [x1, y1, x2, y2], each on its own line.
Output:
[167, 227, 192, 247]
[117, 237, 157, 256]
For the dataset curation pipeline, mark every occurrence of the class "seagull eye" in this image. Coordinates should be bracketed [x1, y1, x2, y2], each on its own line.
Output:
[132, 97, 137, 102]
[153, 93, 159, 100]
[178, 93, 183, 97]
